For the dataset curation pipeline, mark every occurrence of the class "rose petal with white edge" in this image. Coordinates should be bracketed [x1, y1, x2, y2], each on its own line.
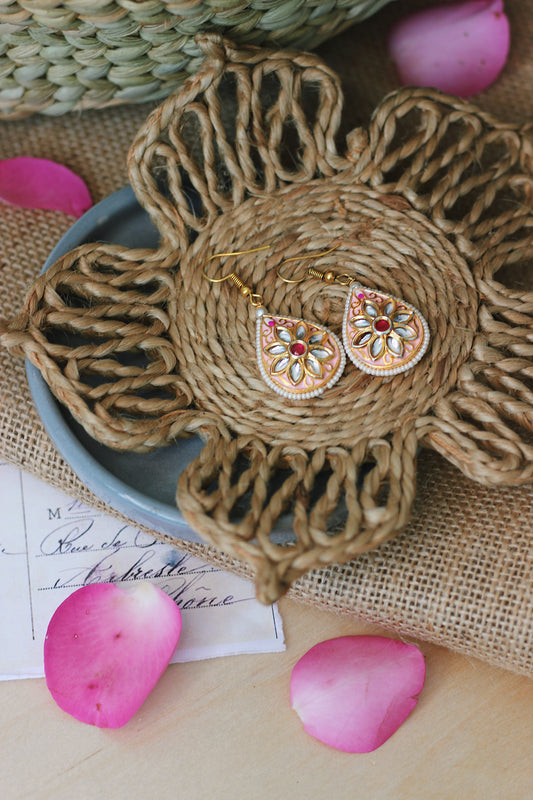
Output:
[44, 582, 182, 728]
[388, 0, 510, 98]
[0, 157, 92, 217]
[290, 636, 426, 753]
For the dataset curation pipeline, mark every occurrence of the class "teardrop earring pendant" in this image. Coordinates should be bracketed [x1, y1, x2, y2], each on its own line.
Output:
[278, 253, 430, 377]
[203, 247, 345, 400]
[342, 284, 430, 376]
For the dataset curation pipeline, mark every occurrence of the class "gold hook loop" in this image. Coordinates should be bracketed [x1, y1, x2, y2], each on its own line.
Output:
[277, 245, 341, 284]
[202, 244, 270, 307]
[202, 244, 270, 282]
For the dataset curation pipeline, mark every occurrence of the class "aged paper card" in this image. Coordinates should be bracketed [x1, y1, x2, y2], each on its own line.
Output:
[0, 461, 284, 679]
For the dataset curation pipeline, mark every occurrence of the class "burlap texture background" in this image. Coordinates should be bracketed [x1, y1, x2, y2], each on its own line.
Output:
[1, 0, 531, 676]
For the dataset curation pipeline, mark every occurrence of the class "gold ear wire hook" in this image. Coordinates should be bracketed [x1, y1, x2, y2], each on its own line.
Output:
[202, 244, 270, 307]
[277, 245, 352, 285]
[202, 245, 270, 282]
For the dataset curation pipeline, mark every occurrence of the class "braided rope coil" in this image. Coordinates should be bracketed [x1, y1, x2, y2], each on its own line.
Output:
[2, 34, 533, 601]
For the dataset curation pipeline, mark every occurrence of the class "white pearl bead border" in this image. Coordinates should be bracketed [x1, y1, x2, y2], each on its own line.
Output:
[255, 311, 346, 400]
[342, 285, 431, 377]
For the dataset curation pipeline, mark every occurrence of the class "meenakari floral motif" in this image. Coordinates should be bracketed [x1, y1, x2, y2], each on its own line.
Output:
[343, 286, 430, 376]
[257, 313, 345, 399]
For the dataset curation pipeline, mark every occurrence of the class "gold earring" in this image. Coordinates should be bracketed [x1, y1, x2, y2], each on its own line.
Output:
[203, 246, 345, 400]
[278, 251, 430, 377]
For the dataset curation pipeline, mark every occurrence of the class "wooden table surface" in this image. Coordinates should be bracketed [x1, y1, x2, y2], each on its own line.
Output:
[2, 596, 532, 800]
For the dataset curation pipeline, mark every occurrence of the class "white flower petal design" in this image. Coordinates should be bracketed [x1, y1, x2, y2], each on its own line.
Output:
[306, 357, 322, 376]
[266, 343, 287, 355]
[277, 327, 292, 343]
[371, 336, 385, 359]
[310, 347, 331, 360]
[394, 326, 417, 340]
[272, 356, 290, 373]
[290, 360, 303, 384]
[387, 335, 403, 356]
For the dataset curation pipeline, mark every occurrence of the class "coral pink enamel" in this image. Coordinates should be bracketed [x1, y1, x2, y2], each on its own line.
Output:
[44, 583, 182, 728]
[290, 636, 426, 753]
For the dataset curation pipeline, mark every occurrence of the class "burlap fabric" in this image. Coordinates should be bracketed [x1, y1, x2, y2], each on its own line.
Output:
[0, 0, 532, 676]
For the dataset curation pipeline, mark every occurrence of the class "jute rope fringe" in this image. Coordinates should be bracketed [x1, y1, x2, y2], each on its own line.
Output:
[1, 34, 532, 601]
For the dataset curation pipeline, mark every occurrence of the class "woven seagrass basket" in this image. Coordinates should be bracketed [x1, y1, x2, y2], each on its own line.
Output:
[2, 34, 533, 603]
[0, 0, 396, 119]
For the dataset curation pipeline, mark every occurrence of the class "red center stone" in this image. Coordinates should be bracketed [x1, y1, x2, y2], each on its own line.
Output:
[374, 318, 390, 333]
[290, 341, 306, 356]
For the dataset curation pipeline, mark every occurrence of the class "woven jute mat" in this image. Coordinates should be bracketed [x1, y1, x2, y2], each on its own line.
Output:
[1, 0, 532, 677]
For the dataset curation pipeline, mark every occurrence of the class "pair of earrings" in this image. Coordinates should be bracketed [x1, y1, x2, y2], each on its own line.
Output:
[203, 245, 430, 400]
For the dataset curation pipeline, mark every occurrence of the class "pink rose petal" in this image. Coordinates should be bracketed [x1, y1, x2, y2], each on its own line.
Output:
[44, 582, 182, 728]
[290, 636, 425, 752]
[0, 156, 92, 217]
[388, 0, 510, 98]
